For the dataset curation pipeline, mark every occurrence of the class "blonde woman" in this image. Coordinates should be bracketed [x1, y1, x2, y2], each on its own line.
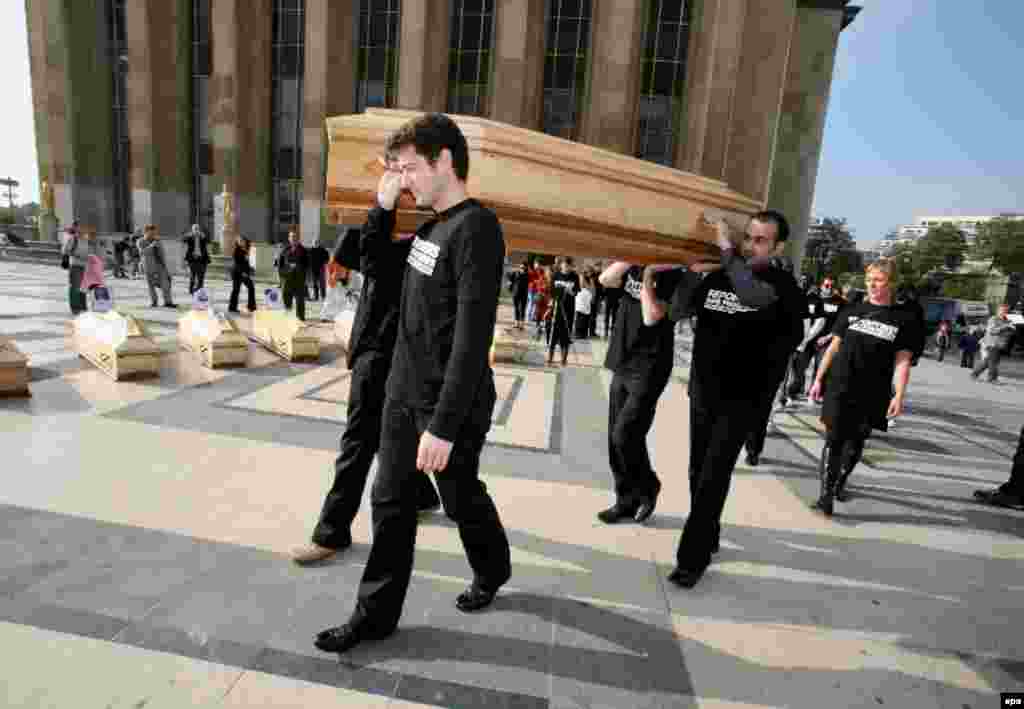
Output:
[809, 260, 924, 515]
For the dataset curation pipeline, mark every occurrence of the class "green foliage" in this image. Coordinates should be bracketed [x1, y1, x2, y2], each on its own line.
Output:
[941, 274, 987, 301]
[888, 242, 922, 287]
[0, 208, 15, 225]
[916, 223, 967, 273]
[805, 217, 858, 281]
[973, 217, 1024, 275]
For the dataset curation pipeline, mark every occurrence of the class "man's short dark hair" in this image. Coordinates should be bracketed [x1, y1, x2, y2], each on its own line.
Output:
[386, 113, 470, 182]
[751, 210, 790, 243]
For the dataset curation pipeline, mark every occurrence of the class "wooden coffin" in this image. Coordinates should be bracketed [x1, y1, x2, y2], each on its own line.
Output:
[0, 336, 30, 397]
[251, 311, 320, 362]
[490, 327, 529, 364]
[325, 109, 763, 265]
[73, 312, 162, 380]
[178, 310, 249, 368]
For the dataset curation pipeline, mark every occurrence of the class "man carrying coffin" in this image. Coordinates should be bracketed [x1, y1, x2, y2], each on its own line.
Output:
[292, 226, 443, 567]
[666, 211, 805, 589]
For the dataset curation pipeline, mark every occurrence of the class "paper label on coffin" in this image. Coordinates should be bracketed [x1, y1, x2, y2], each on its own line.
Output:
[324, 109, 763, 265]
[90, 286, 114, 313]
[192, 288, 211, 311]
[78, 312, 129, 347]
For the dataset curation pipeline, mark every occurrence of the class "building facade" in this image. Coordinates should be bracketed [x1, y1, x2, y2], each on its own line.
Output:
[879, 214, 1024, 253]
[27, 0, 858, 267]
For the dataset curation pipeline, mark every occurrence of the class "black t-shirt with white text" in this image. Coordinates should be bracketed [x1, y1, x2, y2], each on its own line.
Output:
[550, 271, 580, 321]
[604, 266, 684, 373]
[681, 266, 805, 406]
[818, 293, 847, 335]
[824, 301, 923, 427]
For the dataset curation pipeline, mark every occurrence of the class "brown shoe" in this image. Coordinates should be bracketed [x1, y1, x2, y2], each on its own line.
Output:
[292, 543, 340, 566]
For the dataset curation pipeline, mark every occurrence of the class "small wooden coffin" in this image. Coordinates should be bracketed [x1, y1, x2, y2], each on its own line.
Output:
[325, 109, 763, 265]
[490, 327, 529, 364]
[0, 336, 30, 396]
[73, 311, 162, 380]
[251, 311, 320, 362]
[178, 310, 249, 368]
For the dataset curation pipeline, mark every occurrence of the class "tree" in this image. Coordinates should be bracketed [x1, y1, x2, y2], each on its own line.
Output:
[888, 242, 924, 288]
[973, 217, 1024, 275]
[805, 217, 856, 281]
[941, 273, 987, 301]
[916, 223, 967, 272]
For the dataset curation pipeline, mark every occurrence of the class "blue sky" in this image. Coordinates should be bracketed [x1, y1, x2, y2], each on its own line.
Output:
[0, 2, 1020, 249]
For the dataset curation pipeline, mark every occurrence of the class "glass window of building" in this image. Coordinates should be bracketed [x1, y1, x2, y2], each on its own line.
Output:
[636, 0, 691, 165]
[107, 0, 131, 232]
[271, 0, 305, 243]
[542, 0, 591, 140]
[356, 0, 401, 112]
[192, 0, 214, 240]
[447, 0, 494, 116]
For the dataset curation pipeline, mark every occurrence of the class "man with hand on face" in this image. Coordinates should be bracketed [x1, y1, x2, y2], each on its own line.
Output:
[666, 211, 805, 589]
[315, 113, 511, 655]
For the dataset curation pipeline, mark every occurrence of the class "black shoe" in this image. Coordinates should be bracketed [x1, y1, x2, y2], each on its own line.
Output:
[456, 584, 497, 612]
[597, 503, 636, 524]
[812, 491, 834, 516]
[164, 303, 177, 309]
[227, 308, 240, 314]
[634, 497, 657, 523]
[667, 563, 708, 589]
[974, 489, 1024, 508]
[314, 622, 392, 654]
[745, 451, 760, 467]
[711, 538, 720, 555]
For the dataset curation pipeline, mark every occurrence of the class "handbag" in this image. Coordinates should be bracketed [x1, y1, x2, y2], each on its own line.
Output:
[60, 236, 77, 270]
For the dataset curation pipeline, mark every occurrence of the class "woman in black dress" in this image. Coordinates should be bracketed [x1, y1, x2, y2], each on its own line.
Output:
[809, 260, 923, 515]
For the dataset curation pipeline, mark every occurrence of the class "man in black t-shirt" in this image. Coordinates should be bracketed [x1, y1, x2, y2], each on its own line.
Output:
[666, 211, 805, 589]
[548, 257, 581, 364]
[597, 262, 684, 524]
[315, 113, 511, 655]
[810, 261, 923, 516]
[786, 276, 845, 403]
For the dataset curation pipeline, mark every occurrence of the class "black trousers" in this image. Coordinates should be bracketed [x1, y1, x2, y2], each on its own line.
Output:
[229, 272, 256, 311]
[282, 278, 306, 321]
[311, 268, 326, 301]
[351, 400, 511, 634]
[590, 299, 600, 336]
[312, 353, 440, 549]
[824, 422, 871, 485]
[188, 261, 207, 295]
[960, 351, 975, 368]
[513, 294, 527, 323]
[1000, 425, 1024, 496]
[608, 364, 671, 507]
[786, 346, 821, 400]
[548, 310, 572, 361]
[676, 399, 756, 569]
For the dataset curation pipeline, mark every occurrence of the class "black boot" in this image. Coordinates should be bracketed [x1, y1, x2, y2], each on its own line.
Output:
[813, 464, 839, 517]
[835, 470, 853, 502]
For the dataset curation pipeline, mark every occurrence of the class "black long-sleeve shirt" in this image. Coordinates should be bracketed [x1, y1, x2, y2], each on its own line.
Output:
[362, 199, 504, 441]
[334, 215, 407, 370]
[671, 250, 805, 406]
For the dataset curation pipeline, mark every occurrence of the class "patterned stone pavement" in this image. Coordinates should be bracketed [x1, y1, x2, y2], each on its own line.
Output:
[1, 261, 1021, 708]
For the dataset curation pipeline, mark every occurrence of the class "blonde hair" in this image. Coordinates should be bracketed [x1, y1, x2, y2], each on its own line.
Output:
[865, 259, 896, 282]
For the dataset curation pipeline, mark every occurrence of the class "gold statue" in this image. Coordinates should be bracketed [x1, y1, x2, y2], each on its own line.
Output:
[221, 185, 234, 226]
[41, 180, 55, 214]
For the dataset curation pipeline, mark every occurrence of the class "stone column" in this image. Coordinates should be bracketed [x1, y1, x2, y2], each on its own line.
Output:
[489, 0, 546, 130]
[124, 0, 193, 239]
[578, 0, 645, 154]
[768, 3, 846, 272]
[677, 0, 746, 179]
[724, 0, 798, 204]
[210, 0, 274, 243]
[301, 1, 358, 247]
[26, 0, 118, 234]
[396, 0, 450, 112]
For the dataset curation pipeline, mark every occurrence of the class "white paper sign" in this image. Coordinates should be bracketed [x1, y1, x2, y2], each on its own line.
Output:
[264, 287, 283, 310]
[91, 286, 114, 313]
[192, 287, 211, 311]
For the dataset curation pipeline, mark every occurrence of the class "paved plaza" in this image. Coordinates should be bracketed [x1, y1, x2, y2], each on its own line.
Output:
[1, 261, 1022, 708]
